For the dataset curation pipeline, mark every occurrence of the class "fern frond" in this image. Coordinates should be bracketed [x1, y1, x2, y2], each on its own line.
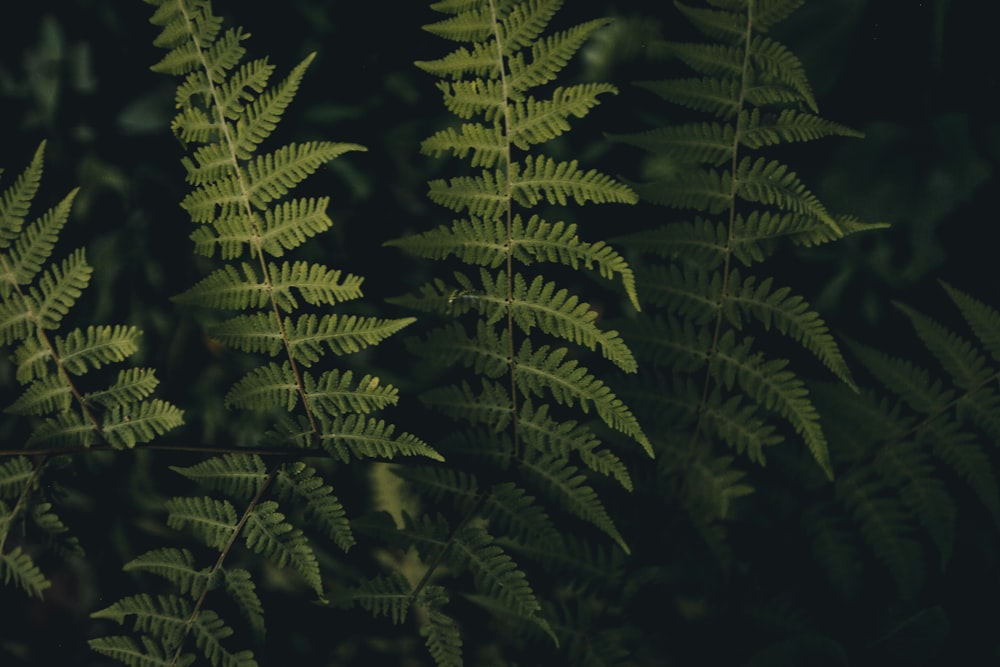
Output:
[509, 84, 619, 149]
[393, 1, 645, 661]
[512, 155, 638, 208]
[714, 331, 832, 478]
[520, 451, 627, 552]
[942, 282, 1000, 363]
[123, 548, 211, 597]
[243, 500, 322, 596]
[221, 568, 266, 642]
[165, 496, 238, 551]
[514, 342, 650, 453]
[174, 261, 365, 312]
[0, 546, 51, 598]
[508, 18, 612, 91]
[0, 456, 35, 499]
[353, 571, 413, 624]
[727, 270, 856, 388]
[874, 443, 956, 566]
[170, 454, 269, 501]
[273, 462, 354, 552]
[0, 189, 77, 296]
[92, 593, 257, 667]
[452, 525, 556, 642]
[314, 414, 444, 462]
[89, 635, 197, 667]
[837, 469, 924, 599]
[0, 142, 45, 248]
[519, 400, 632, 491]
[420, 595, 463, 667]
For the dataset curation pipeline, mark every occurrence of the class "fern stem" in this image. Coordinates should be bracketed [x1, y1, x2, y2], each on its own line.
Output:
[168, 465, 279, 667]
[0, 275, 106, 439]
[489, 0, 523, 461]
[0, 457, 47, 553]
[682, 0, 757, 493]
[176, 0, 321, 441]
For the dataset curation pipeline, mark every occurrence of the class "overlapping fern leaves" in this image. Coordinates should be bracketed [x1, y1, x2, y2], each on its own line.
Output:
[89, 2, 439, 666]
[609, 0, 884, 533]
[0, 143, 184, 599]
[382, 0, 649, 663]
[806, 283, 1000, 600]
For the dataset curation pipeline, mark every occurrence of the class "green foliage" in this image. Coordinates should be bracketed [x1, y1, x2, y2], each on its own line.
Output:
[808, 283, 1000, 600]
[88, 1, 438, 665]
[607, 0, 884, 546]
[381, 0, 651, 662]
[0, 142, 183, 599]
[1, 1, 997, 665]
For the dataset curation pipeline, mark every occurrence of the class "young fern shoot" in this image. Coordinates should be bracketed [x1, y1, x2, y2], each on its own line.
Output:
[89, 2, 439, 666]
[383, 0, 650, 663]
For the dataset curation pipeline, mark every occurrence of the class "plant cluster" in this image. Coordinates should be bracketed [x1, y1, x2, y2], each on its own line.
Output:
[2, 1, 997, 666]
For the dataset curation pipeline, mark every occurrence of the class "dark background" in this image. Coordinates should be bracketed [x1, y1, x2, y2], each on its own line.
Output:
[2, 1, 997, 665]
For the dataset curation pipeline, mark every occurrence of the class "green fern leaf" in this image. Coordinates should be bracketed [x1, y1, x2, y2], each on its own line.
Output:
[512, 155, 638, 208]
[420, 597, 463, 667]
[123, 548, 211, 597]
[942, 282, 1000, 364]
[608, 122, 734, 166]
[0, 141, 45, 248]
[637, 77, 741, 120]
[0, 189, 77, 295]
[165, 496, 238, 550]
[421, 122, 505, 168]
[313, 414, 444, 462]
[514, 342, 650, 453]
[353, 571, 413, 624]
[727, 270, 856, 389]
[54, 324, 143, 376]
[509, 84, 619, 149]
[85, 368, 161, 409]
[274, 462, 354, 551]
[520, 450, 628, 552]
[452, 525, 556, 643]
[92, 593, 257, 667]
[0, 456, 34, 499]
[508, 18, 612, 91]
[715, 331, 832, 478]
[243, 500, 322, 596]
[89, 635, 196, 667]
[170, 455, 269, 501]
[674, 1, 745, 41]
[875, 443, 956, 566]
[837, 469, 924, 599]
[305, 369, 401, 418]
[5, 374, 73, 415]
[221, 568, 265, 642]
[26, 248, 93, 330]
[922, 419, 1000, 526]
[101, 399, 185, 449]
[0, 546, 51, 598]
[896, 302, 994, 390]
[735, 157, 840, 234]
[422, 379, 514, 431]
[174, 261, 364, 312]
[230, 53, 313, 159]
[740, 108, 862, 149]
